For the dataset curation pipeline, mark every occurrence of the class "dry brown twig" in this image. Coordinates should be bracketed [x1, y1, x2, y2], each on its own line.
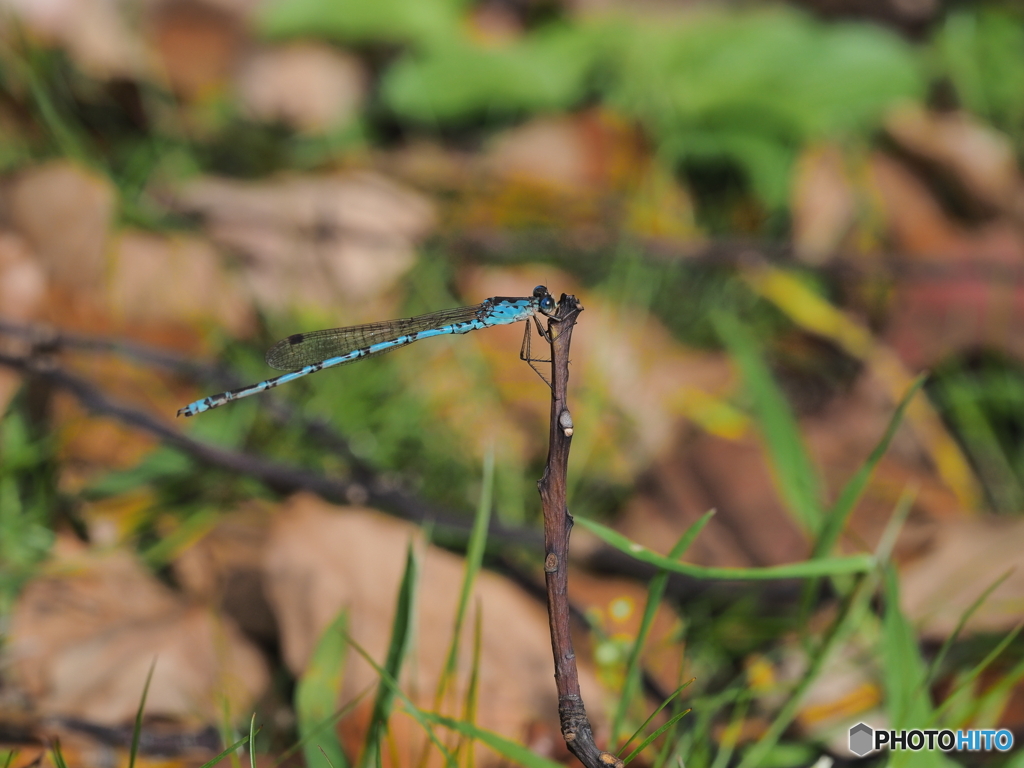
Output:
[537, 293, 623, 768]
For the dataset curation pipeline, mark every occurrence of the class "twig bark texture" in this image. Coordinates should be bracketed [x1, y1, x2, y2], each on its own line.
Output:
[538, 294, 622, 768]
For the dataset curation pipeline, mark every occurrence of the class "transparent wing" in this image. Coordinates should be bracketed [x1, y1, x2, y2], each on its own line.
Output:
[265, 303, 487, 371]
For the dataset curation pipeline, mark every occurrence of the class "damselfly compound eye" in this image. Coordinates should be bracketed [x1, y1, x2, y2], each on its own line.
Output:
[540, 295, 556, 313]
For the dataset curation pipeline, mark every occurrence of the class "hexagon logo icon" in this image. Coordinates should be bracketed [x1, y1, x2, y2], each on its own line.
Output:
[849, 722, 874, 756]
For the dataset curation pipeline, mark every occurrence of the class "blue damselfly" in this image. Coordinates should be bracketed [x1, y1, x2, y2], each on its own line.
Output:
[177, 286, 559, 417]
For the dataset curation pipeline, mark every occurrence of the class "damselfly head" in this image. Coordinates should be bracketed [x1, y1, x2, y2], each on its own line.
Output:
[534, 285, 557, 316]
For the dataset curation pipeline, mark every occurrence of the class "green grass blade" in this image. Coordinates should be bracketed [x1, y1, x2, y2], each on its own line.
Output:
[736, 488, 915, 768]
[321, 745, 338, 768]
[736, 572, 876, 768]
[437, 449, 495, 709]
[618, 679, 694, 757]
[798, 375, 925, 629]
[712, 310, 823, 534]
[21, 51, 91, 165]
[708, 695, 751, 768]
[939, 373, 1024, 513]
[361, 542, 421, 768]
[297, 608, 352, 768]
[196, 734, 253, 768]
[621, 708, 691, 766]
[456, 602, 484, 768]
[881, 567, 963, 768]
[612, 512, 713, 745]
[220, 696, 242, 768]
[249, 714, 258, 768]
[956, 650, 1024, 728]
[814, 374, 926, 558]
[50, 740, 69, 768]
[575, 517, 873, 579]
[931, 621, 1024, 723]
[348, 638, 457, 768]
[128, 658, 157, 768]
[882, 565, 934, 729]
[1, 751, 14, 768]
[923, 569, 1013, 691]
[277, 685, 374, 768]
[416, 711, 565, 768]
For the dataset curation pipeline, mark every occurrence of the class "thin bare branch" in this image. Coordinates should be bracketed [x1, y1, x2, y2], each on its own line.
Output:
[536, 294, 621, 768]
[0, 351, 540, 547]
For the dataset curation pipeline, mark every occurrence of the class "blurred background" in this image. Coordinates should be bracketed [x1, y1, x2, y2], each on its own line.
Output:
[1, 0, 1023, 765]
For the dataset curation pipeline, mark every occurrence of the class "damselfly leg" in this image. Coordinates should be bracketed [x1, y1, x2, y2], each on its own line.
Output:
[520, 314, 553, 387]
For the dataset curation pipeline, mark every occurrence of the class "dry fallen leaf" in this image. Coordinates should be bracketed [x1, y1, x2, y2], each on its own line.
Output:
[262, 494, 608, 764]
[868, 152, 968, 260]
[466, 0, 524, 44]
[107, 229, 254, 337]
[376, 139, 475, 192]
[0, 230, 47, 321]
[790, 144, 857, 264]
[866, 153, 1024, 367]
[5, 160, 116, 291]
[172, 503, 277, 645]
[885, 105, 1023, 216]
[900, 516, 1024, 639]
[801, 365, 965, 557]
[236, 43, 367, 133]
[868, 151, 1024, 267]
[459, 110, 644, 233]
[0, 230, 47, 412]
[6, 537, 268, 726]
[1, 0, 148, 79]
[609, 360, 964, 572]
[174, 171, 436, 313]
[149, 0, 242, 100]
[883, 260, 1024, 368]
[616, 428, 811, 568]
[485, 114, 605, 191]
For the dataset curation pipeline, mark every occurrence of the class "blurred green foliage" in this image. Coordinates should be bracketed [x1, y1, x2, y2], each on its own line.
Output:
[259, 0, 467, 51]
[10, 0, 1024, 222]
[296, 609, 351, 768]
[261, 0, 923, 209]
[381, 24, 603, 124]
[930, 354, 1024, 516]
[934, 6, 1024, 142]
[604, 9, 922, 209]
[0, 409, 56, 614]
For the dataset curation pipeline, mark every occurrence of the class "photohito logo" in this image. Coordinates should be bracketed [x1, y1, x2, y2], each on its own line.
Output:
[848, 723, 1014, 756]
[849, 723, 873, 757]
